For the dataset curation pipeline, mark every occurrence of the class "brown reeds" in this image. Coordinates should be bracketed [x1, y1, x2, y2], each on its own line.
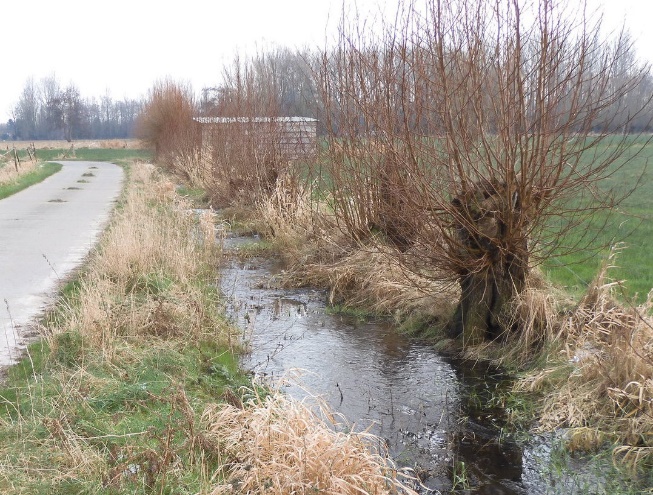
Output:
[517, 248, 653, 469]
[202, 388, 417, 495]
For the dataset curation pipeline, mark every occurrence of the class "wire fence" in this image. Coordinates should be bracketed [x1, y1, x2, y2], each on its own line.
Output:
[0, 143, 37, 172]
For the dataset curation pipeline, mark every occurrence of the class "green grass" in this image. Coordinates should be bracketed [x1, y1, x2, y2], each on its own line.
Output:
[0, 162, 62, 200]
[541, 136, 653, 302]
[34, 147, 152, 165]
[176, 185, 211, 206]
[0, 334, 247, 494]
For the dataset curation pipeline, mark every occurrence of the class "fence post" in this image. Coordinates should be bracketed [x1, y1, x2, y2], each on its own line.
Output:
[12, 146, 20, 172]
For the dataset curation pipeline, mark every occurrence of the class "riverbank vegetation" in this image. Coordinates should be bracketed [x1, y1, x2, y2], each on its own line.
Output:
[0, 161, 412, 493]
[135, 0, 653, 488]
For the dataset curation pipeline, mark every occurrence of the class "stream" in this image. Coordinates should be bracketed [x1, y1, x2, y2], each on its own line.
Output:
[219, 237, 599, 494]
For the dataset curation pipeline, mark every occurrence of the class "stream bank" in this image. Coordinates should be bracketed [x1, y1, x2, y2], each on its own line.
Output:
[219, 236, 622, 494]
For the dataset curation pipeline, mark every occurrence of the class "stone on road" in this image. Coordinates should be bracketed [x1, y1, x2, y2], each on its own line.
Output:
[0, 161, 124, 365]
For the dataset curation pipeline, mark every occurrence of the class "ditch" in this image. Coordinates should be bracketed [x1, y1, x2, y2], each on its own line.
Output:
[219, 236, 614, 494]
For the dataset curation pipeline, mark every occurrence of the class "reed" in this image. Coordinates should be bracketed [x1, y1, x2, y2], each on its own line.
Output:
[515, 247, 653, 471]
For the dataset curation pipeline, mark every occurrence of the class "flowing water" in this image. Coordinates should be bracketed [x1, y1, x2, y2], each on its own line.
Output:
[219, 237, 605, 494]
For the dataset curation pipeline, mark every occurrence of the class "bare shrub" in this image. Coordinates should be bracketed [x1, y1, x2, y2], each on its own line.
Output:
[198, 52, 311, 207]
[135, 79, 202, 179]
[202, 119, 286, 207]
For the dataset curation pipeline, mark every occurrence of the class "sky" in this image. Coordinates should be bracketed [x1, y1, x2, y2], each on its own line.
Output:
[1, 0, 652, 122]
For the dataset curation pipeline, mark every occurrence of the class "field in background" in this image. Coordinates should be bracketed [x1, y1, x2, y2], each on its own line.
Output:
[543, 136, 653, 302]
[0, 139, 146, 150]
[0, 140, 152, 198]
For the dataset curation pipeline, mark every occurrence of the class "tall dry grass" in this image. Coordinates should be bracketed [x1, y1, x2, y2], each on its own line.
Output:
[45, 162, 228, 356]
[515, 248, 653, 470]
[0, 154, 38, 185]
[202, 388, 417, 495]
[258, 177, 459, 321]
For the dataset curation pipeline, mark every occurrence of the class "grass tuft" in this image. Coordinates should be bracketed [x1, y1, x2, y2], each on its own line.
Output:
[516, 246, 653, 473]
[202, 387, 417, 495]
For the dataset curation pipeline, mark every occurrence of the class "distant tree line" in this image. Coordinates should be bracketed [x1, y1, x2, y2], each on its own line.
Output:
[8, 36, 652, 144]
[5, 75, 143, 141]
[197, 39, 653, 136]
[198, 48, 322, 126]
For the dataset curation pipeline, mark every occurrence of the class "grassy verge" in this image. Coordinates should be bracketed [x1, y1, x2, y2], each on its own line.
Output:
[0, 163, 236, 494]
[0, 162, 62, 200]
[34, 147, 153, 166]
[0, 161, 414, 494]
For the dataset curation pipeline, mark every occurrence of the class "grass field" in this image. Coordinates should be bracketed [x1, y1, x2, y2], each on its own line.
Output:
[1, 139, 152, 166]
[542, 136, 653, 302]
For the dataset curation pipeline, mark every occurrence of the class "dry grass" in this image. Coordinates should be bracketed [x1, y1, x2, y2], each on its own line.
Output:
[258, 178, 458, 322]
[45, 162, 229, 355]
[202, 388, 417, 495]
[515, 248, 653, 469]
[0, 155, 38, 185]
[492, 269, 561, 363]
[258, 172, 318, 247]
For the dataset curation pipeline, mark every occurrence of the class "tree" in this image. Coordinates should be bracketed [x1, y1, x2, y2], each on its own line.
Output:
[60, 85, 84, 141]
[14, 77, 38, 139]
[135, 79, 199, 175]
[201, 48, 320, 120]
[319, 0, 652, 345]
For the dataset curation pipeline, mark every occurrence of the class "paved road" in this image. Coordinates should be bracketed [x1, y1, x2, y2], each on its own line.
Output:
[0, 161, 124, 365]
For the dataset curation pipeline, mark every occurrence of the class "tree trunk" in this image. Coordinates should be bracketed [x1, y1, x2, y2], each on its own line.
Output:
[450, 255, 527, 345]
[449, 180, 528, 345]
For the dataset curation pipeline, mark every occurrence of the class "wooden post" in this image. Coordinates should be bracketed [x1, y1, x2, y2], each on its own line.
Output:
[12, 146, 20, 172]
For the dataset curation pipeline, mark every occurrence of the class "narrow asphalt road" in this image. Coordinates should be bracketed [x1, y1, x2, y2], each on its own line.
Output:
[0, 161, 124, 365]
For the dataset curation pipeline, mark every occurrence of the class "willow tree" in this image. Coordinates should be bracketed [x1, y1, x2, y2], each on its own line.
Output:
[136, 79, 199, 175]
[320, 0, 651, 345]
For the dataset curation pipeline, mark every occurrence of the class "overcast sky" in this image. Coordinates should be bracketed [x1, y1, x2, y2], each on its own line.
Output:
[1, 0, 652, 122]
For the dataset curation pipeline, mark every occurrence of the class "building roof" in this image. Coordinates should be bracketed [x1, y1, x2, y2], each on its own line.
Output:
[194, 116, 318, 124]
